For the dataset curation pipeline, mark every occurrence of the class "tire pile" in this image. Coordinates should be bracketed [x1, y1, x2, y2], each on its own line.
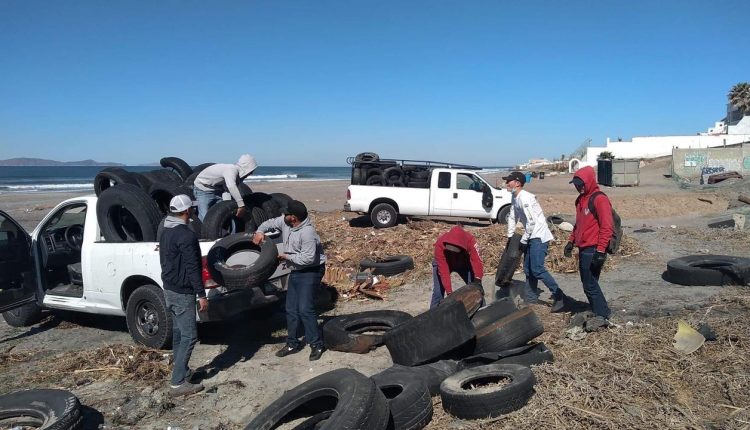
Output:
[350, 152, 432, 188]
[247, 284, 549, 429]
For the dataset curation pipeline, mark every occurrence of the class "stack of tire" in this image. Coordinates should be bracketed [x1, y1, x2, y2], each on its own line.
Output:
[350, 152, 431, 188]
[247, 284, 550, 428]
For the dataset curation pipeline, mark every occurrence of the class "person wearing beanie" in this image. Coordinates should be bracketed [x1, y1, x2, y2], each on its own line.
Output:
[193, 154, 258, 221]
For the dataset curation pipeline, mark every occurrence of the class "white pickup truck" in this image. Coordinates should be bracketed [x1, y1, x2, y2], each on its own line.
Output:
[344, 168, 513, 228]
[0, 195, 289, 349]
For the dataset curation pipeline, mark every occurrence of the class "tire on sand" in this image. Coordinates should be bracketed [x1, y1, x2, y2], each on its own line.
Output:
[0, 389, 83, 430]
[96, 184, 162, 242]
[359, 255, 414, 276]
[323, 310, 412, 353]
[473, 308, 544, 354]
[458, 342, 554, 370]
[440, 283, 485, 317]
[665, 255, 750, 286]
[244, 368, 389, 430]
[371, 368, 433, 430]
[206, 233, 279, 289]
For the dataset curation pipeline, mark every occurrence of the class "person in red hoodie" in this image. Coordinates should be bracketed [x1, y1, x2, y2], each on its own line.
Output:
[430, 225, 484, 308]
[564, 166, 613, 319]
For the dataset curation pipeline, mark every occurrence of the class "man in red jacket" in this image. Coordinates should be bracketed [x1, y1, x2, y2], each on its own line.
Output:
[564, 166, 613, 319]
[431, 225, 484, 308]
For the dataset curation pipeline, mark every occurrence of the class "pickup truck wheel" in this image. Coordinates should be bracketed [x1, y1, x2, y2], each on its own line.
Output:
[370, 203, 398, 228]
[1, 301, 43, 327]
[126, 285, 172, 350]
[495, 205, 511, 225]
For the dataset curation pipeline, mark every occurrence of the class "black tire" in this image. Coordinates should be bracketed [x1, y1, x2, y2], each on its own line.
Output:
[323, 310, 413, 353]
[236, 182, 254, 198]
[366, 167, 384, 178]
[183, 162, 215, 187]
[270, 193, 293, 208]
[355, 152, 380, 162]
[409, 169, 430, 180]
[371, 369, 433, 430]
[440, 364, 536, 419]
[148, 181, 195, 215]
[406, 180, 429, 189]
[201, 200, 254, 240]
[1, 301, 43, 327]
[261, 198, 281, 219]
[96, 184, 162, 242]
[383, 167, 405, 186]
[372, 360, 459, 397]
[0, 389, 83, 430]
[352, 167, 363, 185]
[159, 157, 193, 181]
[458, 342, 554, 370]
[440, 283, 484, 317]
[94, 167, 139, 197]
[206, 233, 279, 289]
[384, 300, 475, 366]
[141, 168, 182, 185]
[125, 284, 172, 349]
[474, 308, 544, 354]
[359, 255, 414, 276]
[130, 172, 153, 192]
[367, 175, 387, 186]
[495, 205, 511, 225]
[370, 203, 398, 229]
[471, 298, 518, 329]
[245, 368, 389, 430]
[494, 233, 523, 287]
[665, 255, 750, 286]
[244, 192, 275, 226]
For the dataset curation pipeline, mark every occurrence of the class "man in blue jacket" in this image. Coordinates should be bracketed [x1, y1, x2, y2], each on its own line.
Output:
[252, 200, 327, 361]
[160, 194, 209, 397]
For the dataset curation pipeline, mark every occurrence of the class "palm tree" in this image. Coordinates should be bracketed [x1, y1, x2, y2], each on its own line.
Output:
[728, 82, 750, 114]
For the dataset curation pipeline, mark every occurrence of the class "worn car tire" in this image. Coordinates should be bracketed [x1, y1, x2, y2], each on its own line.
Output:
[141, 168, 182, 185]
[159, 157, 193, 182]
[385, 300, 475, 366]
[207, 233, 279, 289]
[96, 184, 162, 242]
[494, 233, 523, 287]
[244, 368, 389, 430]
[94, 167, 140, 197]
[666, 255, 750, 286]
[243, 192, 276, 225]
[125, 284, 172, 349]
[474, 308, 544, 354]
[149, 181, 195, 215]
[270, 193, 293, 208]
[0, 388, 83, 430]
[355, 152, 380, 162]
[1, 301, 43, 327]
[384, 167, 405, 186]
[372, 369, 433, 430]
[370, 203, 398, 229]
[352, 167, 364, 185]
[458, 342, 554, 370]
[372, 360, 459, 397]
[470, 298, 518, 329]
[440, 364, 536, 419]
[441, 283, 484, 317]
[367, 175, 387, 186]
[359, 255, 414, 276]
[323, 310, 413, 353]
[201, 200, 254, 240]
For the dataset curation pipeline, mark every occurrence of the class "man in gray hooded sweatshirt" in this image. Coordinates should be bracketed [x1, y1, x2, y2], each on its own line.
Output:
[252, 200, 327, 361]
[193, 154, 257, 221]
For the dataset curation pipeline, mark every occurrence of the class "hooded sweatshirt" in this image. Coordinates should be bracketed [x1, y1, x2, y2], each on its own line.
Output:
[434, 226, 483, 294]
[568, 166, 614, 252]
[194, 154, 258, 207]
[256, 215, 327, 271]
[159, 215, 205, 297]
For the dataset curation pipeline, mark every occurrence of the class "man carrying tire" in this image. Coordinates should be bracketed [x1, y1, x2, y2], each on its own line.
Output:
[564, 166, 613, 321]
[431, 225, 484, 308]
[159, 195, 209, 397]
[193, 154, 258, 221]
[503, 171, 567, 311]
[252, 200, 327, 361]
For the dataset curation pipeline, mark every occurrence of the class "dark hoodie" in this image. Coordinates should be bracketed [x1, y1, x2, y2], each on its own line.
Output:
[568, 166, 614, 252]
[434, 226, 484, 294]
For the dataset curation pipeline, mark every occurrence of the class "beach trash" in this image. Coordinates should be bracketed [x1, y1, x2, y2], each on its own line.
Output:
[673, 320, 705, 354]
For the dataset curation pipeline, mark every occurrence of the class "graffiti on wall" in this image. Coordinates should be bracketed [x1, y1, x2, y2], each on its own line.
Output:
[744, 157, 750, 170]
[684, 153, 706, 167]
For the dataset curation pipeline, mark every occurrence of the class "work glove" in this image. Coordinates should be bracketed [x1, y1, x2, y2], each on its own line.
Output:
[519, 241, 528, 253]
[592, 251, 607, 270]
[563, 242, 574, 258]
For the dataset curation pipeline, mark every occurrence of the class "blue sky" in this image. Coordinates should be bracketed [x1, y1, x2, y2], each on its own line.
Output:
[1, 1, 747, 166]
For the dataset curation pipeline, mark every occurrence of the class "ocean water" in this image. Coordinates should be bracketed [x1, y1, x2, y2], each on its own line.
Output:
[0, 165, 513, 194]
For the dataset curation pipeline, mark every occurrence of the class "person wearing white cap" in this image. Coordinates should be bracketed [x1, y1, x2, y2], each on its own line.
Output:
[160, 194, 208, 397]
[193, 154, 258, 221]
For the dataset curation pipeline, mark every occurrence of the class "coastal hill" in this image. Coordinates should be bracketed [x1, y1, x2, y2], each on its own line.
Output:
[0, 158, 124, 166]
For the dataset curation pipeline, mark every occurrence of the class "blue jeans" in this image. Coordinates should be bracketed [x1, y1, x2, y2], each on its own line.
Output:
[285, 264, 325, 348]
[164, 289, 198, 386]
[193, 186, 223, 222]
[579, 247, 611, 318]
[430, 261, 474, 308]
[523, 239, 563, 303]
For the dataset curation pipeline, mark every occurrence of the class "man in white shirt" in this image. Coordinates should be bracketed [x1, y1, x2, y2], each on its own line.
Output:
[504, 171, 567, 312]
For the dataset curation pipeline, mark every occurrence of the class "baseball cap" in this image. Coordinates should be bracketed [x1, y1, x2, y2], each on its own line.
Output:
[502, 171, 526, 185]
[569, 177, 585, 187]
[169, 194, 197, 212]
[281, 200, 308, 220]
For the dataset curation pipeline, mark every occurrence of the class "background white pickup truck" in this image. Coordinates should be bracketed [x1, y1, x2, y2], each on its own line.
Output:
[0, 195, 289, 349]
[345, 167, 512, 228]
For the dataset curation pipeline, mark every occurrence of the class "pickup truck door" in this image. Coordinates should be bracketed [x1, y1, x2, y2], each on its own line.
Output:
[429, 171, 453, 216]
[0, 211, 38, 312]
[451, 173, 493, 218]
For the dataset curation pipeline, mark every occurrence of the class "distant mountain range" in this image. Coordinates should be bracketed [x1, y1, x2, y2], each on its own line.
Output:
[0, 158, 125, 166]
